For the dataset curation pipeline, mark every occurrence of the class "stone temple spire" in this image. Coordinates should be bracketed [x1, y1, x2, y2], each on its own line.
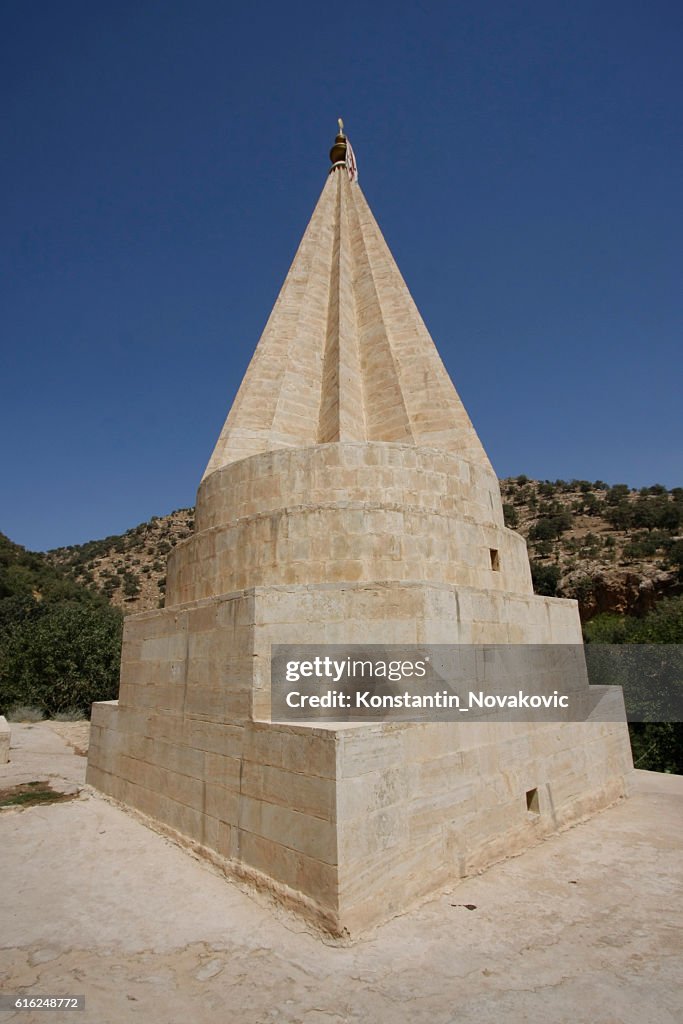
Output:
[88, 122, 633, 940]
[202, 125, 491, 480]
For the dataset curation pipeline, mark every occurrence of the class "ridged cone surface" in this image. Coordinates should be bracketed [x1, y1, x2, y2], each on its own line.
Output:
[203, 169, 491, 480]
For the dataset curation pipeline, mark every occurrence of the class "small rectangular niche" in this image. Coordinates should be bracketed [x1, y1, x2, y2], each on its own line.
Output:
[526, 788, 540, 815]
[489, 548, 500, 571]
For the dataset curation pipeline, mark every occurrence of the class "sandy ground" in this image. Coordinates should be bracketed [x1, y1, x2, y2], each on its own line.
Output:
[0, 722, 681, 1024]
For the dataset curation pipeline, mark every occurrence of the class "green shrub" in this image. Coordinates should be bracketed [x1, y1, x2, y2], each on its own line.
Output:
[530, 562, 561, 597]
[584, 597, 683, 774]
[529, 512, 572, 542]
[122, 573, 141, 598]
[502, 503, 519, 528]
[0, 601, 123, 718]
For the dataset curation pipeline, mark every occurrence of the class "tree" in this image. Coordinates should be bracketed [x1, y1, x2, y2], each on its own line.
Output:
[667, 541, 683, 582]
[123, 573, 141, 598]
[584, 597, 683, 774]
[529, 511, 572, 542]
[0, 532, 124, 718]
[605, 501, 632, 530]
[503, 503, 519, 529]
[0, 602, 123, 717]
[606, 484, 630, 505]
[582, 493, 601, 516]
[530, 562, 561, 597]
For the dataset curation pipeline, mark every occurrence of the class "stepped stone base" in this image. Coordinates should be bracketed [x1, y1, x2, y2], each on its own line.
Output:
[87, 144, 636, 934]
[87, 580, 633, 937]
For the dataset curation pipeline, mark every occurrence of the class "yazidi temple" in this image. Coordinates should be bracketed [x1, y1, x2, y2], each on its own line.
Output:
[87, 124, 633, 937]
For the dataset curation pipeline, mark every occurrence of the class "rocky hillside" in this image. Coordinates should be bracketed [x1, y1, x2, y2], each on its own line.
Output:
[46, 509, 195, 615]
[45, 479, 683, 620]
[501, 477, 682, 618]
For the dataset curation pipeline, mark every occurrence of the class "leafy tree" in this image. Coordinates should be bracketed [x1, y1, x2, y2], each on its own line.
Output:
[623, 534, 661, 560]
[582, 493, 601, 516]
[605, 501, 632, 530]
[530, 562, 561, 597]
[583, 613, 631, 644]
[666, 541, 683, 582]
[0, 601, 123, 716]
[629, 724, 682, 774]
[630, 597, 683, 644]
[529, 511, 572, 542]
[534, 540, 554, 557]
[123, 573, 141, 598]
[0, 532, 124, 717]
[585, 597, 683, 645]
[606, 484, 630, 505]
[502, 503, 519, 529]
[584, 597, 683, 774]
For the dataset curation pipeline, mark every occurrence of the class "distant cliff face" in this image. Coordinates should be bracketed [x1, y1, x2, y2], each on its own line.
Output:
[43, 478, 682, 620]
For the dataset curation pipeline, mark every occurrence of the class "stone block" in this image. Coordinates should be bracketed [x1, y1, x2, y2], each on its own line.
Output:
[0, 716, 10, 763]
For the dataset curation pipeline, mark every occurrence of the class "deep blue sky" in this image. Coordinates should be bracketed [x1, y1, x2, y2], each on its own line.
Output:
[2, 1, 681, 551]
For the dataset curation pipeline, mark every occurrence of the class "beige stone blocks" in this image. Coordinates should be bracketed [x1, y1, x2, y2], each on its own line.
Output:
[202, 172, 492, 479]
[86, 149, 633, 935]
[87, 556, 631, 938]
[195, 442, 501, 533]
[167, 442, 531, 608]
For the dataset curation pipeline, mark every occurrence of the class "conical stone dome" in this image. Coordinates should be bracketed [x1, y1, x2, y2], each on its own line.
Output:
[203, 163, 491, 479]
[87, 127, 632, 940]
[165, 139, 534, 608]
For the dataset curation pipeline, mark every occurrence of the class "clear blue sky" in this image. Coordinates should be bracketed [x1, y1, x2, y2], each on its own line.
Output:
[2, 1, 681, 552]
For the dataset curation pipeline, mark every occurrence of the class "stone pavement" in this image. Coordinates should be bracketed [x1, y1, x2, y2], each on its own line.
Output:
[1, 723, 681, 1024]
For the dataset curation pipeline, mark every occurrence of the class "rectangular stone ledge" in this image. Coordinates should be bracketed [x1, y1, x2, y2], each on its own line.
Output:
[246, 720, 339, 779]
[159, 579, 569, 630]
[0, 715, 11, 763]
[91, 698, 120, 711]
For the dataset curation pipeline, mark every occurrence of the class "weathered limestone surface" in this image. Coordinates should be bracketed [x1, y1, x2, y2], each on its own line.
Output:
[88, 153, 633, 936]
[168, 443, 532, 605]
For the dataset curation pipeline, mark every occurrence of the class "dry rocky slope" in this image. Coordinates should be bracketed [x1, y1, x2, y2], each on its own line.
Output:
[46, 479, 682, 620]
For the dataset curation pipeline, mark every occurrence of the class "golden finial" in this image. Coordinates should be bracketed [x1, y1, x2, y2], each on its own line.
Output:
[329, 118, 347, 166]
